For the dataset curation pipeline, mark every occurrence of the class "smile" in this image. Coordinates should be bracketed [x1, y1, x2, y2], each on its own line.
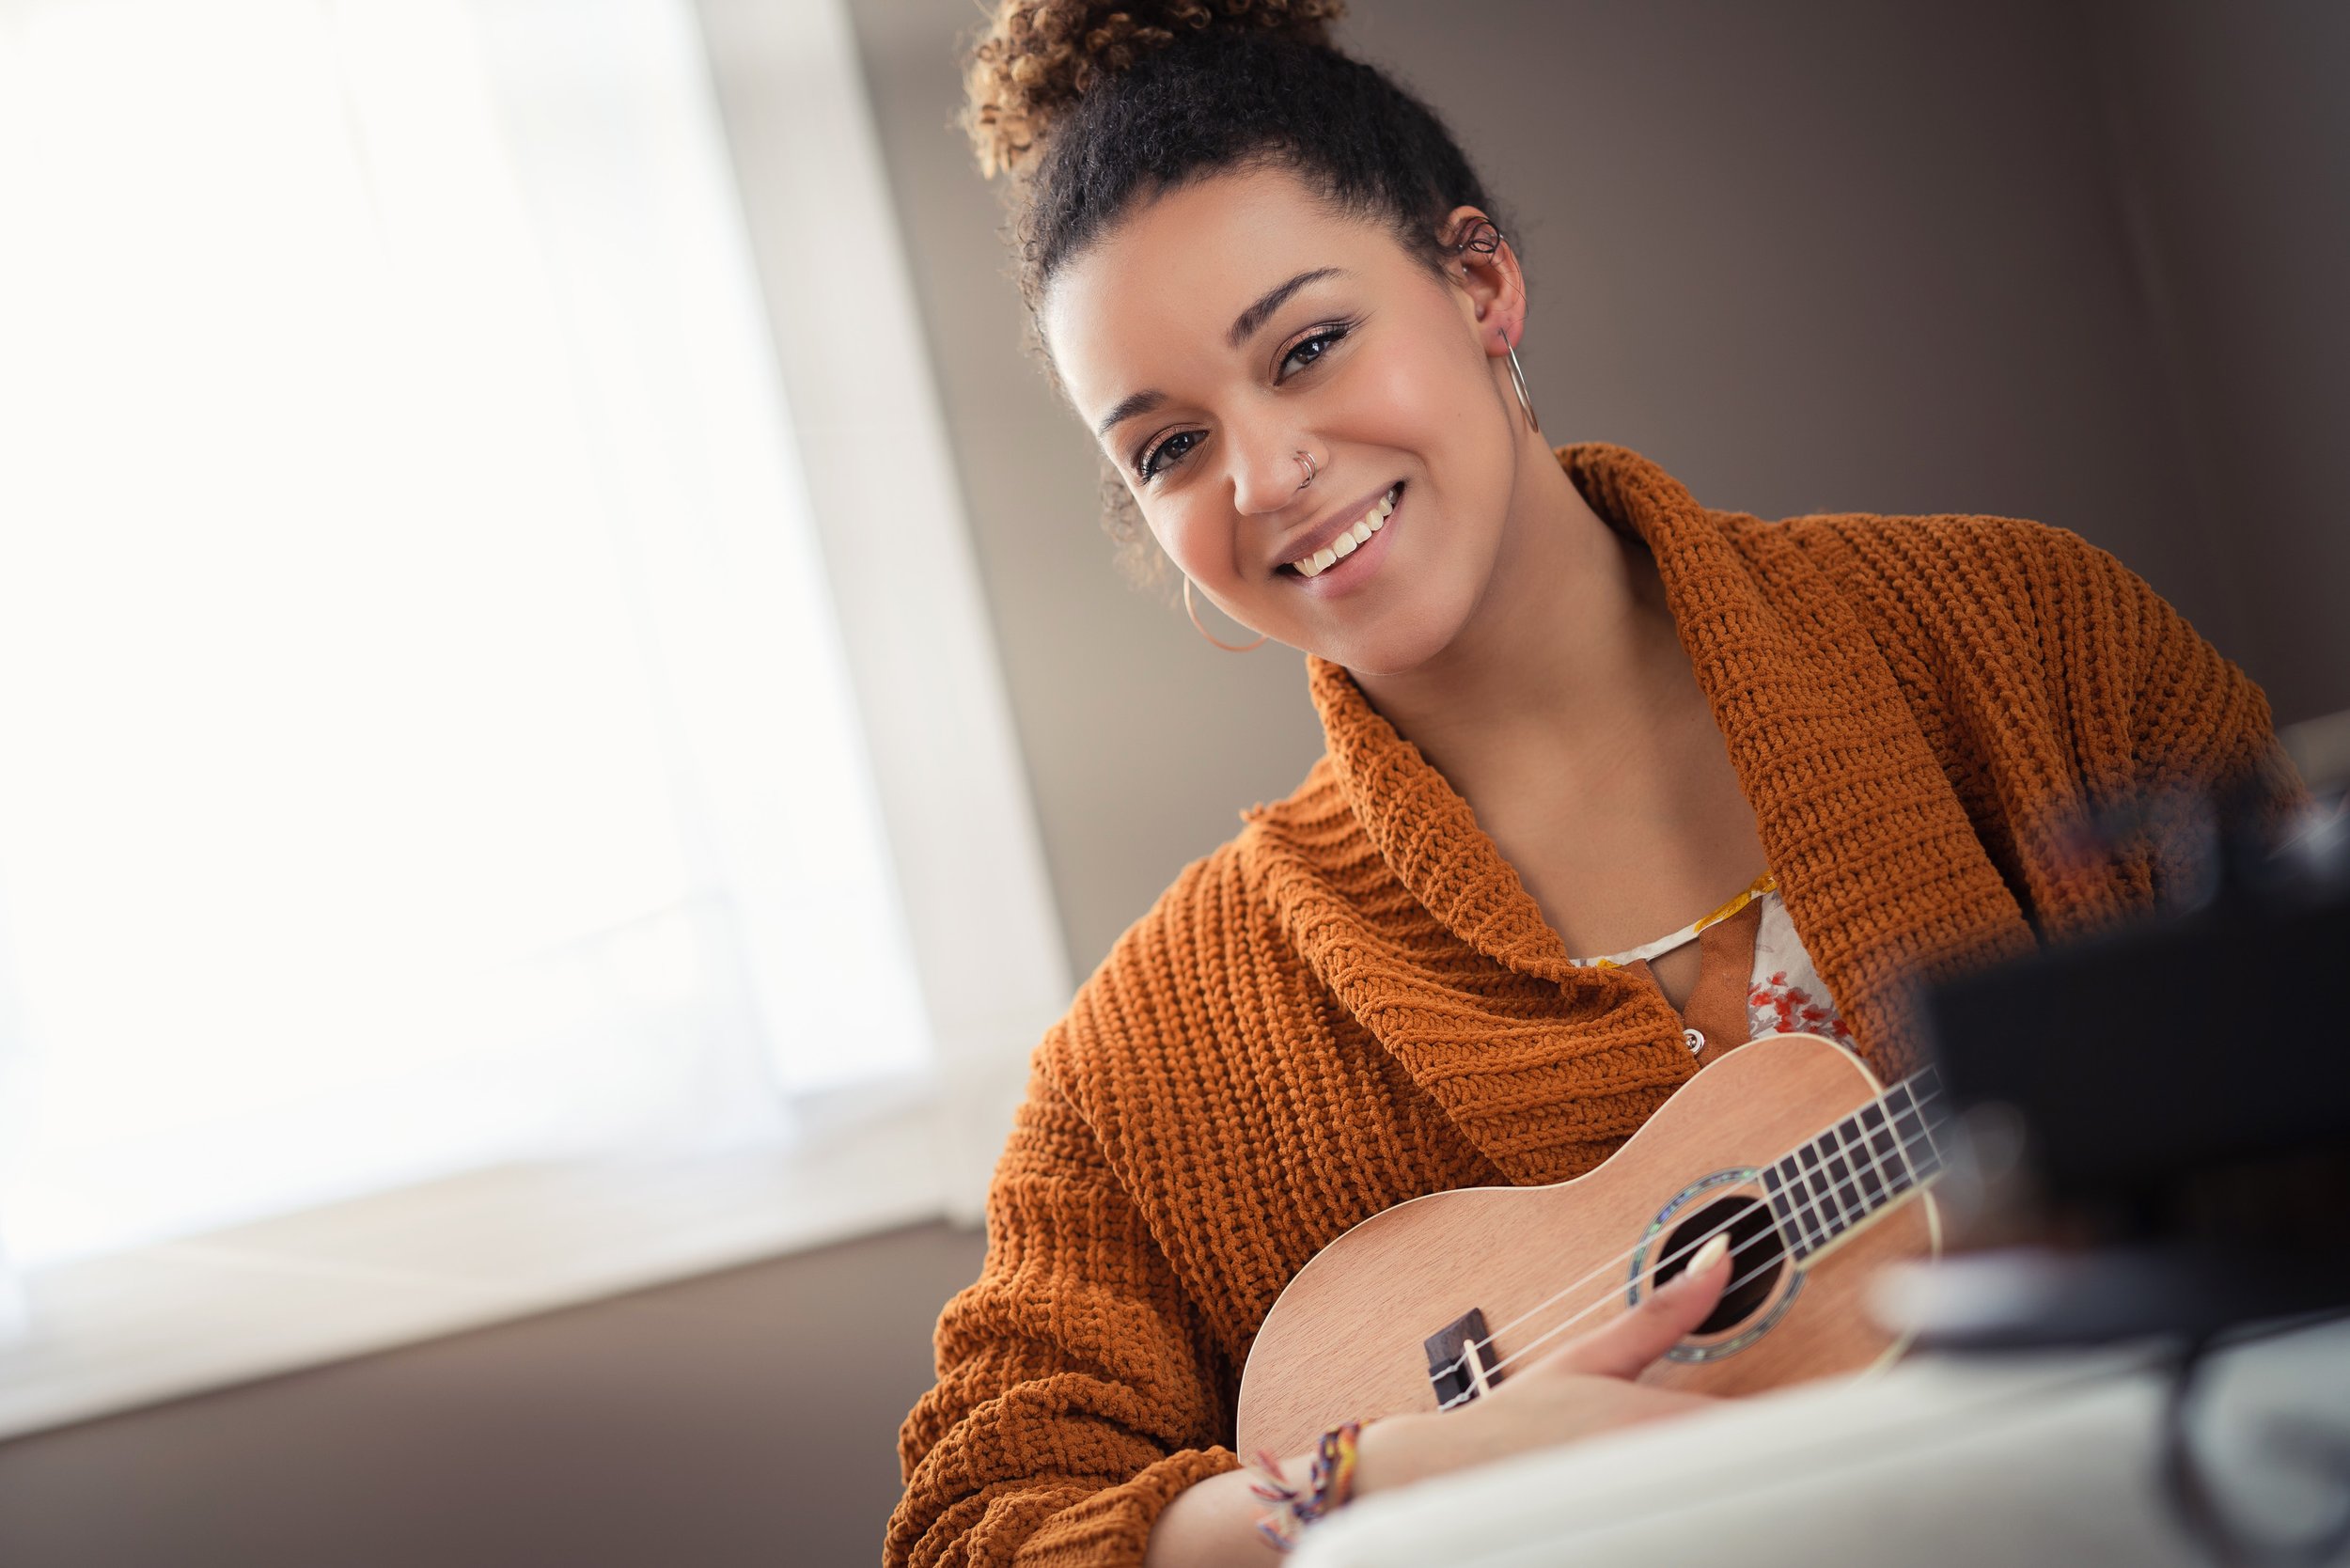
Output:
[1281, 483, 1401, 577]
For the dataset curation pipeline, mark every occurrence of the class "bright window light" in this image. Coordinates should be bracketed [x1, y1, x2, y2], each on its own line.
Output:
[0, 0, 932, 1271]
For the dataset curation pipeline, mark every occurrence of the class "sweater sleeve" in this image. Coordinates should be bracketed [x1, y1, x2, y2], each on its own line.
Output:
[1996, 523, 2306, 907]
[1792, 510, 2304, 929]
[885, 1044, 1239, 1568]
[2099, 546, 2302, 822]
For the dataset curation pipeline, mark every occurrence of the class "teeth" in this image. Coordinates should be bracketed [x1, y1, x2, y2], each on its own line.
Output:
[1286, 484, 1402, 574]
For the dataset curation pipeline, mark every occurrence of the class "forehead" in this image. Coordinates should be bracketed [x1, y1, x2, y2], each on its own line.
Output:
[1042, 166, 1406, 428]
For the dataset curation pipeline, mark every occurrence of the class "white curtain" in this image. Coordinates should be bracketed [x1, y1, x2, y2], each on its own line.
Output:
[0, 0, 965, 1279]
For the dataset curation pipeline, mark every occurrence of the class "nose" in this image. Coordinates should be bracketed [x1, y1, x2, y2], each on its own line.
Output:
[1227, 426, 1311, 519]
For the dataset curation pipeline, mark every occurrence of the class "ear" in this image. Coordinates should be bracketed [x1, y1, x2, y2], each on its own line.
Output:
[1440, 207, 1528, 356]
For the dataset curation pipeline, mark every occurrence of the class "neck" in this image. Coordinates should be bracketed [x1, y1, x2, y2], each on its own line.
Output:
[1348, 440, 1689, 800]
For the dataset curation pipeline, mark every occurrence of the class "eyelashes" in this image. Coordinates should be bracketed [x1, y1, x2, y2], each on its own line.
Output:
[1277, 321, 1351, 378]
[1136, 430, 1202, 480]
[1133, 319, 1358, 483]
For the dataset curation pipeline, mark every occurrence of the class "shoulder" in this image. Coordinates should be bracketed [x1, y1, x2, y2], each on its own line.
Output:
[1749, 507, 2139, 623]
[1729, 505, 2185, 689]
[1721, 500, 2290, 834]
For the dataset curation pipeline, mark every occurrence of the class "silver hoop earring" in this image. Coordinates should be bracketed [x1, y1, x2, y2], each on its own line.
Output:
[1293, 449, 1319, 489]
[1183, 576, 1267, 652]
[1504, 338, 1540, 433]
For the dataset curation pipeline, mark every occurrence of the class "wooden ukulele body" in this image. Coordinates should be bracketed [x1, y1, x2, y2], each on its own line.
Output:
[1234, 1032, 1940, 1458]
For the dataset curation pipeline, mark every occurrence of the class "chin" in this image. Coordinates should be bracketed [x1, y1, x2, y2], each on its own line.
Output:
[1314, 605, 1472, 680]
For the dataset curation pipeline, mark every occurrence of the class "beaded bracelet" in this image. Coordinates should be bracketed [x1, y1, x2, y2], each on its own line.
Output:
[1247, 1420, 1362, 1553]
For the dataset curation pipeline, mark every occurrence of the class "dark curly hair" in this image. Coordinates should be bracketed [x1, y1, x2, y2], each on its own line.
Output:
[963, 1, 1512, 586]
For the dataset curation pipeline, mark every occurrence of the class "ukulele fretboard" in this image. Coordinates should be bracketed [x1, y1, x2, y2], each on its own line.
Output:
[1760, 1067, 1946, 1262]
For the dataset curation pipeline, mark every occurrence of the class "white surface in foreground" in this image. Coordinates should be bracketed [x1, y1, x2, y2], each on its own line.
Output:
[1296, 1317, 2350, 1568]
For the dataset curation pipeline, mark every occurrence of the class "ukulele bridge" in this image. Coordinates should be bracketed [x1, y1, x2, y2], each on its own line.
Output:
[1424, 1308, 1502, 1408]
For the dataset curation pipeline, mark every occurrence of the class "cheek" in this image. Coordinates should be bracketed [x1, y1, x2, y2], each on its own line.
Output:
[1148, 492, 1232, 585]
[1339, 324, 1488, 456]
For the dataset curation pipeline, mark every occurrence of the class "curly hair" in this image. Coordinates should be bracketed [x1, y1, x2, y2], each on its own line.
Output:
[962, 1, 1509, 588]
[965, 1, 1344, 179]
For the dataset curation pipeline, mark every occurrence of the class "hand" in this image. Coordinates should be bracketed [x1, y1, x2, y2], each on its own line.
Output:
[1353, 1231, 1734, 1496]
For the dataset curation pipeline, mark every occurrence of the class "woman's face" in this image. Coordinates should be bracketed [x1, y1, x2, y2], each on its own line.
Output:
[1042, 165, 1532, 675]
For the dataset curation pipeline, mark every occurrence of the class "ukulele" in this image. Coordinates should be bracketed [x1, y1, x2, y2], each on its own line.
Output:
[1234, 1031, 1950, 1458]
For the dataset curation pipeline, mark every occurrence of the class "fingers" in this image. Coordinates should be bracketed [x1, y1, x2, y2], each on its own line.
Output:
[1546, 1231, 1733, 1381]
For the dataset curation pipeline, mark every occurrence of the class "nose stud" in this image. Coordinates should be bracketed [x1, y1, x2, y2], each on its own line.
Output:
[1293, 449, 1319, 490]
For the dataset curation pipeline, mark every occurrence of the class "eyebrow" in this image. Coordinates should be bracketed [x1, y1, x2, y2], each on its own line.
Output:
[1095, 388, 1165, 440]
[1091, 267, 1350, 442]
[1227, 266, 1345, 349]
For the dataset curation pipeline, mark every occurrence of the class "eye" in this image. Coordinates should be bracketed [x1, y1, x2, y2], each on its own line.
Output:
[1277, 322, 1352, 380]
[1137, 428, 1203, 481]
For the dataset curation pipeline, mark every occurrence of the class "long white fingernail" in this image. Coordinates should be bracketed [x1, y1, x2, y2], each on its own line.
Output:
[1691, 1234, 1730, 1274]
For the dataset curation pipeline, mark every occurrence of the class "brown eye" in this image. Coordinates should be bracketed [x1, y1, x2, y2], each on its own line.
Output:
[1138, 429, 1203, 481]
[1278, 324, 1350, 379]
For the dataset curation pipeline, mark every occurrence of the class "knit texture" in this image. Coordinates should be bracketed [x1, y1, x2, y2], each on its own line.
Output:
[884, 443, 2295, 1567]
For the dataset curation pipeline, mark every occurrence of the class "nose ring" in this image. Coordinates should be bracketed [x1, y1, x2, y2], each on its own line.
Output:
[1293, 449, 1319, 490]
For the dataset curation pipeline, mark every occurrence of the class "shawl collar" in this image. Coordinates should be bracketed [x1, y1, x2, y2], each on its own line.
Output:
[1242, 444, 2034, 1182]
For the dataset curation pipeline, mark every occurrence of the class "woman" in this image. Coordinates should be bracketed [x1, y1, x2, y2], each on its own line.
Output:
[885, 5, 2295, 1564]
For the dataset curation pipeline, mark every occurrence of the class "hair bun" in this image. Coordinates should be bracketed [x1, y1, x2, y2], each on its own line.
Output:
[965, 0, 1347, 178]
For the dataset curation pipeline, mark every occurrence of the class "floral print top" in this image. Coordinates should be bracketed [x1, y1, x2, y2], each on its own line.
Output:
[1564, 873, 1856, 1051]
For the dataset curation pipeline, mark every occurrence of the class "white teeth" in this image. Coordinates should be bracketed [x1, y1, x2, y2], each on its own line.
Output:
[1285, 485, 1401, 574]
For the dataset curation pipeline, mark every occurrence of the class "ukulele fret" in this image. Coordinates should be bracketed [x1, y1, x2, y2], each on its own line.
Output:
[1764, 1069, 1948, 1262]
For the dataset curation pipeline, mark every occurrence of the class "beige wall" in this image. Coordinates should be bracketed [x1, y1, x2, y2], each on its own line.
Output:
[846, 0, 2350, 985]
[2082, 0, 2350, 728]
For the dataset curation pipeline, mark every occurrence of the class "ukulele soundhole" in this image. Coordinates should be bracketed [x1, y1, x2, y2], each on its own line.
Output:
[1653, 1196, 1787, 1337]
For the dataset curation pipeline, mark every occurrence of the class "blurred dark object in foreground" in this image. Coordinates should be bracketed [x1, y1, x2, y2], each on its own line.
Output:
[1909, 731, 2350, 1350]
[1901, 737, 2350, 1568]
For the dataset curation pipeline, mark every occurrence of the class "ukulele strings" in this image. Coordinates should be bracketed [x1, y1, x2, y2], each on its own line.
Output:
[1434, 1119, 1947, 1409]
[1438, 1199, 1819, 1407]
[1434, 1094, 1947, 1398]
[1429, 1080, 1948, 1398]
[1441, 1099, 1948, 1395]
[1444, 1078, 1945, 1366]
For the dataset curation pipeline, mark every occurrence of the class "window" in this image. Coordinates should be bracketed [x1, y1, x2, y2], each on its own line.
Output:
[0, 0, 1064, 1435]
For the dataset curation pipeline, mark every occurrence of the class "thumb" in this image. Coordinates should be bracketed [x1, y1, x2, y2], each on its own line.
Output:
[1550, 1231, 1733, 1381]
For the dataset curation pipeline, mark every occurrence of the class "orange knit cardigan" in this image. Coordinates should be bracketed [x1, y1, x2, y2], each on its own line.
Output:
[885, 443, 2292, 1567]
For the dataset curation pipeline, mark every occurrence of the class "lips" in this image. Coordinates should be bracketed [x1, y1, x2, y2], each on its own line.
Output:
[1278, 482, 1402, 578]
[1277, 481, 1404, 595]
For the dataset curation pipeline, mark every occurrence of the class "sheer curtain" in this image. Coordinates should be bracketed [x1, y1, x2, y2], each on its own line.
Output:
[0, 0, 1062, 1419]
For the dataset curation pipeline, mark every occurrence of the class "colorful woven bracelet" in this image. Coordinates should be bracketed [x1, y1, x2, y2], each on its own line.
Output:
[1247, 1420, 1362, 1553]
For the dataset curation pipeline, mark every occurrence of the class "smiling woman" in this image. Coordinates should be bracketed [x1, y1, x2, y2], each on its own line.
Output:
[885, 4, 2302, 1566]
[1045, 170, 1543, 678]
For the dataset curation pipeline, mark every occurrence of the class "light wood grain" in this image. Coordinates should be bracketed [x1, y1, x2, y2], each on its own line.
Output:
[1235, 1034, 1940, 1456]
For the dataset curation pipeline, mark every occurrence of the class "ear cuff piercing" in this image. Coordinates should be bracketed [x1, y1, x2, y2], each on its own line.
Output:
[1452, 217, 1540, 433]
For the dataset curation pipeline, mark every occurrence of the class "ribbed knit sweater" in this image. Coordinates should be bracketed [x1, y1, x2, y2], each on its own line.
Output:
[884, 443, 2293, 1567]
